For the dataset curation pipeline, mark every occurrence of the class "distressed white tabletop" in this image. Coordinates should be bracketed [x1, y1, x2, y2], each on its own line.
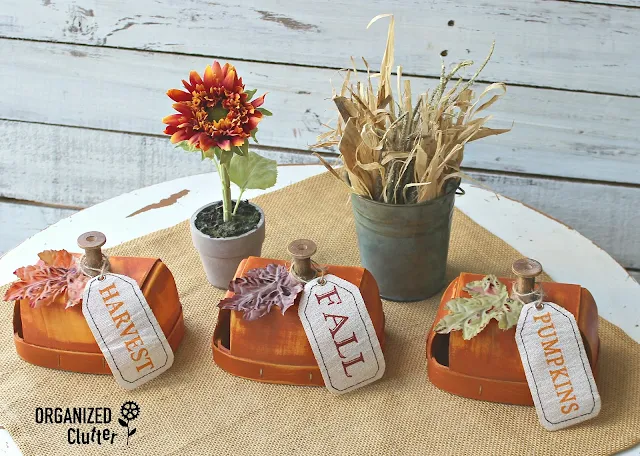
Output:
[1, 165, 639, 453]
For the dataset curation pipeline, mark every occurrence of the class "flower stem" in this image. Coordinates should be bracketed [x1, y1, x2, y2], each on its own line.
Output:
[220, 163, 232, 223]
[233, 189, 245, 215]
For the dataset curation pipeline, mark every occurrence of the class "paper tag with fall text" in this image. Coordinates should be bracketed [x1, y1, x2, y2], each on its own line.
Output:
[516, 302, 600, 431]
[298, 274, 385, 394]
[0, 427, 22, 456]
[82, 273, 174, 390]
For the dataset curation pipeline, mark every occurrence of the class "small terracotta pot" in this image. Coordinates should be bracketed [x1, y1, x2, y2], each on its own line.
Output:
[190, 201, 265, 289]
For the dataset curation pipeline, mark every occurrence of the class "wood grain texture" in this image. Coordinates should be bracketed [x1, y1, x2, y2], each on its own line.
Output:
[567, 1, 640, 6]
[1, 0, 638, 94]
[1, 39, 639, 185]
[0, 201, 77, 256]
[0, 116, 637, 270]
[1, 1, 638, 284]
[467, 171, 640, 270]
[0, 120, 331, 208]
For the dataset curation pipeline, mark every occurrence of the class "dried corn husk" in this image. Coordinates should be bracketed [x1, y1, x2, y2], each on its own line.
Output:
[313, 14, 511, 204]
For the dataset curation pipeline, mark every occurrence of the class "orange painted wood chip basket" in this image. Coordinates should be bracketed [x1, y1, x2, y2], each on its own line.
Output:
[12, 235, 185, 374]
[211, 253, 386, 386]
[426, 261, 600, 405]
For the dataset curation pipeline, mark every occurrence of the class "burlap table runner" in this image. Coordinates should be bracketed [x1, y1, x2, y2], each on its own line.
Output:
[1, 172, 639, 455]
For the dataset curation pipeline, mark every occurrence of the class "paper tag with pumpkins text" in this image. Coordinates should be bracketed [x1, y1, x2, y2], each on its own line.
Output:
[515, 302, 600, 431]
[298, 274, 385, 394]
[0, 426, 22, 455]
[82, 273, 174, 390]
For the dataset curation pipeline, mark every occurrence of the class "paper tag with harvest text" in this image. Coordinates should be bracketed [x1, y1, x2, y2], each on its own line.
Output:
[515, 302, 600, 431]
[82, 273, 174, 390]
[298, 274, 385, 394]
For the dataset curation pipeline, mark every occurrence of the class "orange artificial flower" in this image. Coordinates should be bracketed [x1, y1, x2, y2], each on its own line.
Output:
[163, 61, 266, 152]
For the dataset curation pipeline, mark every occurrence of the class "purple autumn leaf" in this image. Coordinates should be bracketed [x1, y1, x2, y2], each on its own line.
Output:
[218, 264, 304, 321]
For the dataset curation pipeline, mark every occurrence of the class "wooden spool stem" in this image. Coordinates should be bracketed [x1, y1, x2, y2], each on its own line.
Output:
[77, 231, 107, 274]
[515, 276, 536, 298]
[288, 239, 318, 281]
[84, 248, 103, 270]
[512, 258, 543, 303]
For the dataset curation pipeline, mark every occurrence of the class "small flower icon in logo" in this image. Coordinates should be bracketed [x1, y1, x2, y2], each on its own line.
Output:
[118, 401, 140, 445]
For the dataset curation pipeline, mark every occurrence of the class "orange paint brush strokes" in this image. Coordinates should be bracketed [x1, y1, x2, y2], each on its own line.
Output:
[127, 189, 190, 218]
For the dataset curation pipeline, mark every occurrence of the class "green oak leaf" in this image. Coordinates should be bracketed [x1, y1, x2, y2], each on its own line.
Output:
[228, 151, 277, 191]
[464, 275, 507, 299]
[435, 295, 505, 340]
[497, 297, 524, 330]
[435, 275, 524, 339]
[257, 107, 272, 116]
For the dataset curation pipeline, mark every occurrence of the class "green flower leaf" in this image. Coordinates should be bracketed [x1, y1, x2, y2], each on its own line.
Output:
[235, 141, 249, 157]
[244, 88, 257, 101]
[175, 141, 199, 153]
[434, 275, 523, 339]
[258, 107, 272, 116]
[250, 128, 259, 143]
[228, 151, 277, 191]
[219, 149, 234, 165]
[211, 146, 222, 160]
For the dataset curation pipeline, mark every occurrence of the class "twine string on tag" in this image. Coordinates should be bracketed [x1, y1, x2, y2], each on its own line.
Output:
[316, 262, 328, 285]
[80, 254, 111, 280]
[511, 283, 544, 310]
[289, 259, 328, 285]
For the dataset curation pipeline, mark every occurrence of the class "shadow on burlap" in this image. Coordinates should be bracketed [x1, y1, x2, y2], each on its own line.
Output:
[0, 172, 638, 455]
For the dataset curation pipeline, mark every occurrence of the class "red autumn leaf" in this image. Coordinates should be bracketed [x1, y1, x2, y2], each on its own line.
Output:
[38, 249, 75, 268]
[3, 250, 89, 309]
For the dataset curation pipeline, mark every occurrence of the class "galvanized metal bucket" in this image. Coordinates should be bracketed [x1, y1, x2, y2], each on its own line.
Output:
[350, 181, 459, 301]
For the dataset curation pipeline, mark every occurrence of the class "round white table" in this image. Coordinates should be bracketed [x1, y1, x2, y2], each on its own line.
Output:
[1, 165, 638, 454]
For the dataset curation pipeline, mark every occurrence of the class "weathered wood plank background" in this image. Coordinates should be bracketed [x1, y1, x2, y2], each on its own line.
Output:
[0, 0, 638, 278]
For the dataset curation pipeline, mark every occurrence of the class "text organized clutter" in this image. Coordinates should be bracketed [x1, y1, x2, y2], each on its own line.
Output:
[33, 403, 140, 447]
